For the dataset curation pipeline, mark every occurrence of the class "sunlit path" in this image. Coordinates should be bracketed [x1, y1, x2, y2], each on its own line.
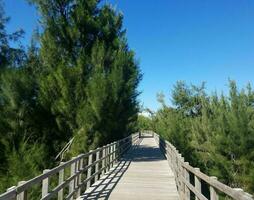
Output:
[0, 132, 252, 200]
[79, 136, 179, 200]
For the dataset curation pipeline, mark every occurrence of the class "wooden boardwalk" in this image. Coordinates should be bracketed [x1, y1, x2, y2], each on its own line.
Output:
[0, 132, 252, 200]
[78, 136, 179, 200]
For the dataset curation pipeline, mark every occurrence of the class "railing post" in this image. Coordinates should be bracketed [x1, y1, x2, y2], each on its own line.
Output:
[95, 149, 100, 182]
[102, 146, 106, 175]
[119, 141, 122, 156]
[105, 146, 108, 172]
[122, 139, 125, 154]
[210, 176, 218, 200]
[110, 144, 113, 168]
[58, 162, 64, 200]
[77, 158, 83, 197]
[171, 146, 175, 170]
[164, 142, 168, 160]
[69, 158, 76, 200]
[2, 133, 254, 200]
[129, 136, 132, 150]
[184, 162, 190, 200]
[194, 168, 201, 200]
[86, 151, 93, 189]
[174, 149, 178, 176]
[166, 143, 171, 166]
[176, 151, 180, 190]
[17, 181, 27, 200]
[178, 154, 183, 193]
[105, 145, 109, 172]
[42, 169, 50, 198]
[106, 145, 110, 171]
[156, 134, 159, 145]
[172, 147, 177, 176]
[179, 156, 185, 199]
[116, 141, 120, 161]
[176, 153, 181, 192]
[75, 159, 79, 189]
[113, 142, 116, 165]
[111, 144, 114, 168]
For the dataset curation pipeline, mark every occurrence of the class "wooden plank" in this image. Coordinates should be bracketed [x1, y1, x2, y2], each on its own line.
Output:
[86, 151, 93, 189]
[179, 156, 185, 199]
[113, 142, 116, 165]
[77, 158, 83, 197]
[182, 162, 253, 200]
[68, 158, 76, 200]
[1, 132, 252, 200]
[7, 154, 85, 195]
[58, 162, 64, 200]
[110, 144, 114, 168]
[184, 162, 190, 200]
[194, 168, 201, 200]
[42, 169, 50, 198]
[210, 176, 219, 200]
[17, 181, 27, 200]
[182, 178, 207, 200]
[80, 137, 179, 200]
[107, 145, 111, 171]
[95, 149, 100, 182]
[102, 146, 106, 175]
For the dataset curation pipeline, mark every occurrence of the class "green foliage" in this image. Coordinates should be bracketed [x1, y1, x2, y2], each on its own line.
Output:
[0, 139, 46, 192]
[0, 1, 25, 69]
[153, 80, 254, 193]
[0, 0, 140, 194]
[137, 115, 153, 131]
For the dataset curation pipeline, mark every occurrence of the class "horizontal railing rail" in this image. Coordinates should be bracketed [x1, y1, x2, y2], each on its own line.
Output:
[3, 130, 251, 200]
[153, 132, 253, 200]
[0, 133, 139, 200]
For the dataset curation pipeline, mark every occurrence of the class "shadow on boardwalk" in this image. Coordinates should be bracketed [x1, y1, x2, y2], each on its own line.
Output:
[79, 159, 132, 200]
[79, 137, 170, 200]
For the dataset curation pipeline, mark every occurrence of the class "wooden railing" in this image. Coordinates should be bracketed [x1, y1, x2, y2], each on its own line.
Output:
[1, 131, 252, 200]
[0, 133, 139, 200]
[153, 132, 253, 200]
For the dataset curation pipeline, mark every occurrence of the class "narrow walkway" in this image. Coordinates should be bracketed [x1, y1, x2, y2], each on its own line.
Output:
[79, 137, 179, 200]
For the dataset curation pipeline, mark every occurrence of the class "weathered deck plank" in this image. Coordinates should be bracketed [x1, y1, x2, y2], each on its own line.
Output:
[79, 137, 179, 200]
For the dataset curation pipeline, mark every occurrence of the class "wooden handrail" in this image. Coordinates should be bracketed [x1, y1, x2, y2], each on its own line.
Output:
[0, 133, 139, 200]
[152, 131, 253, 200]
[3, 131, 250, 200]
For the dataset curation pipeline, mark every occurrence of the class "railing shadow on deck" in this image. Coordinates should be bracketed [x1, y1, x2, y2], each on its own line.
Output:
[79, 137, 167, 199]
[79, 159, 131, 200]
[0, 133, 141, 200]
[79, 138, 144, 200]
[128, 143, 166, 162]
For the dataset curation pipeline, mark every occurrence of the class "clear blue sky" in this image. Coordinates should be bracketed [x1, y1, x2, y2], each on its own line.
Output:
[3, 0, 254, 110]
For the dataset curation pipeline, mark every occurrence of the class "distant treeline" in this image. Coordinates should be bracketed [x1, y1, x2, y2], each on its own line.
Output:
[139, 81, 254, 194]
[0, 0, 141, 192]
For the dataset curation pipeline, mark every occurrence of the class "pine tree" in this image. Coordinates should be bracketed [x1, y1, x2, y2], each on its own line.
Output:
[28, 0, 141, 156]
[153, 81, 254, 193]
[0, 0, 141, 193]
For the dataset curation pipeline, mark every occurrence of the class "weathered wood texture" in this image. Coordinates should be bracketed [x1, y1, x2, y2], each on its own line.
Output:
[0, 131, 253, 200]
[79, 136, 179, 200]
[79, 131, 253, 200]
[153, 132, 253, 200]
[0, 134, 139, 200]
